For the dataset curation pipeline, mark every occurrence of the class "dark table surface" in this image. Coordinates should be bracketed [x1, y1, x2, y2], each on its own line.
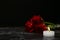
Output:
[0, 27, 60, 40]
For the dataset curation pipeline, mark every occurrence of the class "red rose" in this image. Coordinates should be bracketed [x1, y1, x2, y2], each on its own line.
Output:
[25, 15, 47, 33]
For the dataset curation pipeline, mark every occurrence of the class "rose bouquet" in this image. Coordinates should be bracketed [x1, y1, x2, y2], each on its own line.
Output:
[25, 15, 55, 33]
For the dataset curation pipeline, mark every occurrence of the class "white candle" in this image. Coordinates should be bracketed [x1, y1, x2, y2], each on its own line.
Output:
[43, 27, 55, 37]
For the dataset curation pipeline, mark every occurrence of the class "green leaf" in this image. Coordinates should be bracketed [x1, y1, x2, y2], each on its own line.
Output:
[44, 22, 55, 29]
[47, 25, 55, 29]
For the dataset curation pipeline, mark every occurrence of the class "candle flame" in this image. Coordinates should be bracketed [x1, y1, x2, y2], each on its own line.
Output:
[48, 27, 50, 32]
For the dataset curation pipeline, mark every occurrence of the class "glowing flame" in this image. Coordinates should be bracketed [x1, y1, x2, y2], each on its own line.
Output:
[48, 27, 50, 32]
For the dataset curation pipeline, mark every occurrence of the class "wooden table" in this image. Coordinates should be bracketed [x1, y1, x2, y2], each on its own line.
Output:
[0, 27, 60, 40]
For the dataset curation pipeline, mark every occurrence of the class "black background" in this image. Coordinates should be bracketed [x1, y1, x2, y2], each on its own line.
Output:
[0, 0, 57, 27]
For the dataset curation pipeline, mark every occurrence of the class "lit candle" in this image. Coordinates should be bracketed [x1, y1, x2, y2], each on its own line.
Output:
[43, 27, 55, 37]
